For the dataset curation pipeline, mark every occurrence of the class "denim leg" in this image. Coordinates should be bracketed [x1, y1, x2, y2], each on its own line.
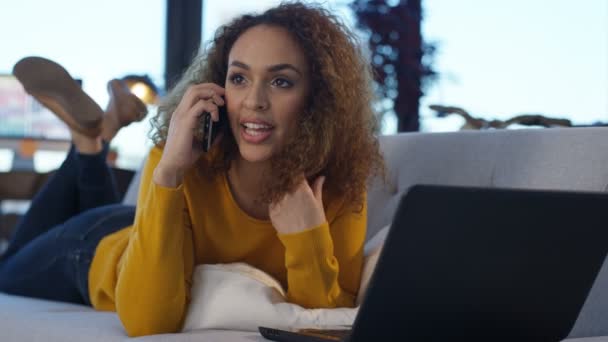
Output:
[75, 144, 120, 213]
[2, 143, 119, 260]
[0, 204, 135, 305]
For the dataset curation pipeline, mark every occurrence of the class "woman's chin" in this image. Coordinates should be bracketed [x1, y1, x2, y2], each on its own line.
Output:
[237, 145, 273, 163]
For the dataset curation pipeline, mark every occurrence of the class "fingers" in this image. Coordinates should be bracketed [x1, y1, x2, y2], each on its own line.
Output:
[268, 175, 327, 234]
[211, 94, 225, 108]
[189, 99, 220, 122]
[294, 175, 325, 202]
[182, 83, 226, 113]
[191, 82, 225, 95]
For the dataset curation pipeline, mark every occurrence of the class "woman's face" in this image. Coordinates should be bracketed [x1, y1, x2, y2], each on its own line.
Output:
[225, 24, 311, 164]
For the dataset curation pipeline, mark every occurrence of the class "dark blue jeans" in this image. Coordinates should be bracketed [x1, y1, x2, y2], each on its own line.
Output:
[0, 144, 136, 305]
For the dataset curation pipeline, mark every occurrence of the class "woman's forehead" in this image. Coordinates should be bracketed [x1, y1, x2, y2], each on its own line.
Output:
[228, 25, 308, 72]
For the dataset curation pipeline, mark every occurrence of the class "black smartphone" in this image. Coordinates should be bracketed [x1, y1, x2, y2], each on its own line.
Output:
[201, 105, 227, 152]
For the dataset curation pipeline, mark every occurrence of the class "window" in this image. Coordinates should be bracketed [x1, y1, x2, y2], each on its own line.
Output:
[421, 0, 608, 131]
[1, 0, 165, 170]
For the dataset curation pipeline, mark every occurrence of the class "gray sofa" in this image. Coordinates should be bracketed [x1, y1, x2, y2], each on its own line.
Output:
[2, 127, 608, 341]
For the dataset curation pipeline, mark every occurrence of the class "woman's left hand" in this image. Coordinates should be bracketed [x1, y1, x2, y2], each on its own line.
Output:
[269, 175, 327, 234]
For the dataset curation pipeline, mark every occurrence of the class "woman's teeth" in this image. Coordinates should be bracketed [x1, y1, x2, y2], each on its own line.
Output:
[243, 123, 272, 129]
[245, 128, 265, 136]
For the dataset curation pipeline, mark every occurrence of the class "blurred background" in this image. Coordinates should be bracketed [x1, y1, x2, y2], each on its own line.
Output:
[0, 0, 606, 172]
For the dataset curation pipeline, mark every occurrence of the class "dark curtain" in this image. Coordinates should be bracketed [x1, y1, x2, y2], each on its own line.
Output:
[165, 0, 202, 90]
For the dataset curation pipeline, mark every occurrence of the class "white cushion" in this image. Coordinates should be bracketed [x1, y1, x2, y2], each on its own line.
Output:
[183, 263, 357, 332]
[183, 227, 390, 332]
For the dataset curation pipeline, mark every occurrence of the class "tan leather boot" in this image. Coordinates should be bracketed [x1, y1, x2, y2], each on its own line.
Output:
[106, 79, 148, 127]
[12, 56, 103, 137]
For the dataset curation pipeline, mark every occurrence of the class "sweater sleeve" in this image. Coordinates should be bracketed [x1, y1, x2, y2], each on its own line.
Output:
[277, 195, 366, 308]
[114, 146, 195, 337]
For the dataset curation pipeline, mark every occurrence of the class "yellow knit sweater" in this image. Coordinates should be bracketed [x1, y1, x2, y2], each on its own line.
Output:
[87, 146, 366, 336]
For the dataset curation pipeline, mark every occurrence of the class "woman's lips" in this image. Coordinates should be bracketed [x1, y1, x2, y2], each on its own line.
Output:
[240, 123, 274, 144]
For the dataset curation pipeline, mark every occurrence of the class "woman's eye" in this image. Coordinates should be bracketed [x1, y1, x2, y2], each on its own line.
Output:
[229, 74, 245, 85]
[272, 78, 293, 88]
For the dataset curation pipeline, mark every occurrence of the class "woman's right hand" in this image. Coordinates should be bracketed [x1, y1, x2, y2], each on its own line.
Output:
[154, 83, 225, 188]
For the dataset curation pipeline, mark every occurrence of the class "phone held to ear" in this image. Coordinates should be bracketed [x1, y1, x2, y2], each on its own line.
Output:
[201, 105, 227, 152]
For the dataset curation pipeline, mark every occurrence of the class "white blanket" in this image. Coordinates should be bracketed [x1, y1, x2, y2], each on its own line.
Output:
[182, 226, 389, 332]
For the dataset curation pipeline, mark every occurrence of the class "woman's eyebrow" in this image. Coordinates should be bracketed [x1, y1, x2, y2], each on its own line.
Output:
[230, 60, 302, 76]
[267, 63, 302, 76]
[230, 61, 250, 70]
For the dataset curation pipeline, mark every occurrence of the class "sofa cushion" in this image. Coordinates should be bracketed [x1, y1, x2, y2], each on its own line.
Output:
[0, 292, 266, 341]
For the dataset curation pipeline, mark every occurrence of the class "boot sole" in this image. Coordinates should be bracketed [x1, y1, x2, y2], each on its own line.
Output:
[12, 56, 103, 137]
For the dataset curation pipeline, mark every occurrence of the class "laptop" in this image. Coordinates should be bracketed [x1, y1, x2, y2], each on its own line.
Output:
[260, 184, 608, 341]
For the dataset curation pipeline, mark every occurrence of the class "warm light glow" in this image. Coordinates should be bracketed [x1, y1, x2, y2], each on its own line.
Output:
[127, 82, 157, 104]
[129, 82, 148, 100]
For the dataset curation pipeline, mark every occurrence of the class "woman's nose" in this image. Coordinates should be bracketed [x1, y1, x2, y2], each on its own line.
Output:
[243, 83, 269, 111]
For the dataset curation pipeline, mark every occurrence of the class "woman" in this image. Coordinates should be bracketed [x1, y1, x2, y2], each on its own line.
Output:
[0, 2, 384, 337]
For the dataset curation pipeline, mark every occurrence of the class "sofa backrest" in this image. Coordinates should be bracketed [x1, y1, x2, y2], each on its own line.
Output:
[368, 127, 608, 240]
[122, 161, 143, 206]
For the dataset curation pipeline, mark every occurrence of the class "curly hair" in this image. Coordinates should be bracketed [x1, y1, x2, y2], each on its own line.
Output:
[151, 1, 385, 210]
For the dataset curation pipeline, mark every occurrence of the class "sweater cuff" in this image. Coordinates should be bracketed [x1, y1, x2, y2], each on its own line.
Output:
[278, 222, 334, 261]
